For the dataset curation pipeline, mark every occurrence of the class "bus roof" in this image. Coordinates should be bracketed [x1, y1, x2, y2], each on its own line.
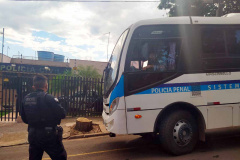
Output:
[131, 15, 240, 29]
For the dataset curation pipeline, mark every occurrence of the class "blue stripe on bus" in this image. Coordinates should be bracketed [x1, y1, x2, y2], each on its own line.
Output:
[135, 80, 240, 95]
[109, 75, 124, 106]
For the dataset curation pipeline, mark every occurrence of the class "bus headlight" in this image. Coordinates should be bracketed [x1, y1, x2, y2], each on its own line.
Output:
[109, 98, 119, 115]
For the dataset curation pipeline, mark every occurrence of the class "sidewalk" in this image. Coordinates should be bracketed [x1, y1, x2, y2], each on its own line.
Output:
[0, 116, 109, 147]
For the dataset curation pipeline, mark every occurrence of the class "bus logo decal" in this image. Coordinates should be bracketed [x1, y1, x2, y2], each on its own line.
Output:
[136, 80, 240, 95]
[191, 84, 201, 97]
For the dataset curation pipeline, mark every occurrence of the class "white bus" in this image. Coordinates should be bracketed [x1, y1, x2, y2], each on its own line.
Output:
[102, 14, 240, 155]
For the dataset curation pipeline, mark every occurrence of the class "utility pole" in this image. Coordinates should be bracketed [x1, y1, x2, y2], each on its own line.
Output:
[1, 28, 4, 63]
[107, 32, 110, 62]
[103, 32, 110, 62]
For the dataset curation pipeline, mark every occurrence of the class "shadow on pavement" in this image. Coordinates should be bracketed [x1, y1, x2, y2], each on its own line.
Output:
[102, 129, 240, 160]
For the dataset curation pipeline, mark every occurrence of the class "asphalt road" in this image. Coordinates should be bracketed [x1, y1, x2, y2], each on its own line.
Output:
[1, 129, 240, 160]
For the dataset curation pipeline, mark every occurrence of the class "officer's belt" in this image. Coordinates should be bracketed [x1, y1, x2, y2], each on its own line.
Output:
[29, 126, 57, 131]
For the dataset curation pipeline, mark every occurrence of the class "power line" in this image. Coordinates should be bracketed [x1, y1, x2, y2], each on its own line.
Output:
[12, 0, 160, 2]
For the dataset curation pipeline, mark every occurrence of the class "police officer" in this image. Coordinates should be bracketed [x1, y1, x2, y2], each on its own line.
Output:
[21, 74, 67, 160]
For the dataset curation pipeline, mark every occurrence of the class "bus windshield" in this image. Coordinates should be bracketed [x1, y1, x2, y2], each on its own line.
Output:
[104, 29, 129, 95]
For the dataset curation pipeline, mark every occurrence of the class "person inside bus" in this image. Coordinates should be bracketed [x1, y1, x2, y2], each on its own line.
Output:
[142, 42, 177, 72]
[142, 52, 160, 71]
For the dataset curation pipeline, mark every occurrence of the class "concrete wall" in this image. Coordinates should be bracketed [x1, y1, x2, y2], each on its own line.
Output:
[11, 58, 70, 67]
[69, 59, 107, 75]
[0, 54, 11, 63]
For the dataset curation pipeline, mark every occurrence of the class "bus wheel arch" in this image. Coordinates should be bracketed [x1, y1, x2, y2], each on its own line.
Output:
[154, 102, 206, 142]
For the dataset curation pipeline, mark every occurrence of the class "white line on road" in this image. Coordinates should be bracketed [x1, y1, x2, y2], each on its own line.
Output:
[42, 147, 136, 160]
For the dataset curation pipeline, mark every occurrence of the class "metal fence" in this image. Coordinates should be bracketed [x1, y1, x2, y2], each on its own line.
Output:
[0, 73, 104, 121]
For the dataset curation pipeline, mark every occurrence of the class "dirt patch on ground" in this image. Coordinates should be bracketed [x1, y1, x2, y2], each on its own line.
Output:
[70, 124, 101, 136]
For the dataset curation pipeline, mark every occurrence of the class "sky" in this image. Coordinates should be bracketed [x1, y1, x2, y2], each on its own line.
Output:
[0, 0, 167, 62]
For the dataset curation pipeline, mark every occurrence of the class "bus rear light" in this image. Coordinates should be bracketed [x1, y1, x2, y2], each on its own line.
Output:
[208, 102, 220, 105]
[135, 115, 142, 119]
[134, 107, 141, 111]
[128, 107, 141, 111]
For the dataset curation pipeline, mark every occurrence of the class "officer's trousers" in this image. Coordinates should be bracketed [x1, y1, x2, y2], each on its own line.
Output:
[28, 127, 67, 160]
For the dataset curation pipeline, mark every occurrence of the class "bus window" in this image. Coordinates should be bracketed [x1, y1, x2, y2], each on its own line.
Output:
[126, 25, 182, 73]
[127, 39, 180, 72]
[202, 27, 240, 70]
[227, 29, 240, 56]
[125, 25, 183, 92]
[128, 42, 146, 72]
[202, 28, 226, 57]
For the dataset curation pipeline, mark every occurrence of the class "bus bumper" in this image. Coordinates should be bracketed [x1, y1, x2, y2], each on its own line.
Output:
[102, 109, 127, 134]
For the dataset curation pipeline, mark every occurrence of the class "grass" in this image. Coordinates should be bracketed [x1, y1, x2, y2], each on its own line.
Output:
[0, 111, 10, 117]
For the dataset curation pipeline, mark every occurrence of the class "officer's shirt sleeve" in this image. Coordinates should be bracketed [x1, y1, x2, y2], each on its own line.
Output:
[46, 94, 66, 119]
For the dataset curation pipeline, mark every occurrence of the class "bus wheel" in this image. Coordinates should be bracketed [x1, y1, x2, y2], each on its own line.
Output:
[158, 110, 198, 155]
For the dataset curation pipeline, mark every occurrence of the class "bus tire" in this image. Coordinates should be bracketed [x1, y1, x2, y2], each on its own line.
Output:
[158, 110, 198, 155]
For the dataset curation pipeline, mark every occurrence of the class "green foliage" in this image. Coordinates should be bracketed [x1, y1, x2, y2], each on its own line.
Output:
[72, 65, 102, 93]
[0, 111, 9, 117]
[158, 0, 240, 17]
[48, 66, 102, 94]
[48, 75, 65, 94]
[59, 65, 101, 78]
[74, 65, 101, 79]
[223, 0, 240, 15]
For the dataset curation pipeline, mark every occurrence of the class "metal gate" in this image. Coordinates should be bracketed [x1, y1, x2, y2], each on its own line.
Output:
[50, 76, 104, 117]
[0, 73, 33, 121]
[0, 73, 104, 121]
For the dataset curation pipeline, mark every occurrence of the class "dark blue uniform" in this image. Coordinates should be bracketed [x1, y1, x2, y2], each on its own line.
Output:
[21, 89, 67, 160]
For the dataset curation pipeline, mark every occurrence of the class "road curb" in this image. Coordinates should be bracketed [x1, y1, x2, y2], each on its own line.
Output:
[67, 132, 109, 140]
[0, 142, 28, 148]
[0, 132, 110, 148]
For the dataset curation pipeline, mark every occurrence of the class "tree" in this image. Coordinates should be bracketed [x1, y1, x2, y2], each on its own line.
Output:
[158, 0, 240, 17]
[48, 65, 102, 94]
[73, 65, 101, 79]
[222, 0, 240, 16]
